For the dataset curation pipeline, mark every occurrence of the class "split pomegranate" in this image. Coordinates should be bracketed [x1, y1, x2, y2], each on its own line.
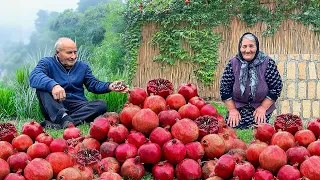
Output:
[286, 145, 310, 165]
[137, 141, 161, 164]
[111, 81, 127, 91]
[66, 136, 85, 148]
[277, 164, 301, 180]
[195, 115, 219, 141]
[188, 96, 206, 110]
[11, 134, 33, 152]
[171, 118, 199, 144]
[259, 145, 287, 174]
[0, 122, 18, 142]
[76, 148, 101, 173]
[24, 158, 53, 180]
[107, 124, 129, 144]
[35, 133, 53, 146]
[274, 113, 303, 134]
[175, 158, 202, 180]
[178, 103, 200, 120]
[270, 130, 295, 151]
[162, 139, 186, 164]
[119, 103, 141, 128]
[165, 93, 186, 110]
[128, 87, 148, 105]
[253, 123, 276, 142]
[178, 82, 198, 101]
[300, 156, 320, 180]
[89, 117, 110, 141]
[149, 127, 172, 147]
[100, 140, 119, 158]
[63, 124, 81, 140]
[200, 104, 218, 117]
[132, 108, 159, 135]
[146, 78, 174, 98]
[233, 161, 255, 180]
[21, 120, 44, 140]
[7, 152, 32, 172]
[46, 152, 73, 177]
[0, 141, 14, 160]
[152, 161, 175, 180]
[201, 134, 226, 159]
[294, 129, 316, 147]
[27, 142, 50, 159]
[214, 154, 236, 179]
[120, 156, 145, 180]
[158, 106, 181, 127]
[143, 94, 166, 114]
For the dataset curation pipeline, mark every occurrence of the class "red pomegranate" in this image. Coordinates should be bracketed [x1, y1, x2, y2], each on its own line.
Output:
[219, 134, 235, 152]
[171, 118, 199, 144]
[214, 154, 236, 179]
[128, 87, 148, 105]
[294, 129, 316, 147]
[178, 103, 200, 120]
[149, 127, 172, 147]
[7, 152, 32, 172]
[307, 118, 320, 138]
[143, 95, 166, 114]
[137, 141, 161, 164]
[11, 134, 33, 152]
[228, 148, 247, 162]
[0, 141, 14, 160]
[21, 120, 44, 140]
[188, 96, 206, 110]
[76, 148, 101, 174]
[152, 161, 175, 180]
[201, 134, 226, 159]
[253, 168, 274, 180]
[253, 123, 276, 142]
[77, 138, 101, 151]
[27, 142, 50, 159]
[185, 141, 205, 160]
[259, 145, 287, 174]
[107, 124, 129, 144]
[246, 140, 268, 167]
[100, 140, 119, 158]
[46, 152, 73, 177]
[63, 124, 81, 140]
[126, 130, 146, 148]
[132, 108, 159, 135]
[100, 172, 122, 180]
[178, 83, 198, 101]
[270, 130, 295, 151]
[286, 145, 310, 165]
[175, 159, 201, 180]
[146, 78, 174, 98]
[3, 170, 25, 180]
[300, 156, 320, 180]
[233, 161, 255, 180]
[165, 93, 186, 110]
[24, 158, 53, 180]
[35, 133, 53, 146]
[56, 167, 82, 180]
[49, 138, 68, 152]
[115, 142, 137, 163]
[0, 159, 10, 180]
[0, 122, 18, 142]
[307, 140, 320, 156]
[277, 164, 301, 180]
[99, 157, 120, 173]
[202, 159, 217, 179]
[102, 112, 120, 125]
[274, 113, 303, 134]
[73, 165, 93, 180]
[162, 139, 186, 164]
[89, 117, 110, 141]
[195, 115, 220, 141]
[200, 104, 218, 116]
[158, 107, 181, 127]
[119, 104, 141, 128]
[120, 157, 145, 180]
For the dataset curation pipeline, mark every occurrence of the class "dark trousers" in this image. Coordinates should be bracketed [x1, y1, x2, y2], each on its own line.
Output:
[36, 90, 107, 124]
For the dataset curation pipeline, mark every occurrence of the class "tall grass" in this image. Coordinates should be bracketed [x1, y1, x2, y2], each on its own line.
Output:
[0, 83, 15, 118]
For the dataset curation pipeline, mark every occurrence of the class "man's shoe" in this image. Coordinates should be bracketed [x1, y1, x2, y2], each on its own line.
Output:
[61, 121, 73, 129]
[41, 120, 62, 130]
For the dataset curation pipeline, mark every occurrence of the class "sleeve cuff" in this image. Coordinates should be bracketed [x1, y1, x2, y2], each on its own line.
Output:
[267, 92, 278, 101]
[46, 81, 58, 93]
[105, 82, 112, 93]
[221, 93, 232, 101]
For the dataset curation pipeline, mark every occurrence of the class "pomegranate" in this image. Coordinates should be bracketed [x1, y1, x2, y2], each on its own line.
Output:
[274, 113, 303, 134]
[171, 118, 199, 144]
[132, 108, 159, 135]
[0, 122, 18, 142]
[120, 157, 145, 180]
[188, 96, 206, 110]
[56, 167, 82, 180]
[200, 104, 218, 116]
[99, 157, 120, 173]
[178, 82, 198, 101]
[307, 118, 320, 138]
[233, 161, 255, 180]
[246, 140, 268, 167]
[126, 130, 146, 148]
[66, 136, 85, 148]
[178, 103, 201, 120]
[143, 95, 166, 114]
[195, 115, 220, 140]
[4, 170, 25, 180]
[128, 87, 148, 105]
[220, 125, 237, 139]
[162, 139, 186, 164]
[286, 145, 310, 165]
[7, 152, 31, 172]
[270, 130, 295, 151]
[100, 172, 122, 180]
[102, 112, 120, 125]
[228, 148, 247, 162]
[89, 117, 110, 141]
[202, 159, 217, 179]
[253, 123, 276, 142]
[146, 78, 174, 98]
[158, 106, 181, 127]
[100, 140, 119, 158]
[107, 124, 129, 144]
[49, 138, 68, 152]
[63, 124, 81, 140]
[119, 104, 141, 128]
[201, 134, 226, 159]
[277, 164, 301, 180]
[138, 141, 161, 164]
[115, 142, 137, 163]
[27, 142, 50, 159]
[300, 156, 320, 180]
[11, 134, 33, 152]
[46, 152, 73, 177]
[175, 159, 201, 180]
[21, 120, 44, 140]
[214, 154, 236, 179]
[259, 145, 287, 173]
[149, 127, 172, 147]
[253, 168, 274, 180]
[78, 137, 101, 150]
[0, 141, 14, 160]
[232, 138, 248, 150]
[185, 141, 205, 160]
[24, 158, 53, 180]
[152, 161, 175, 180]
[0, 159, 10, 180]
[220, 133, 235, 152]
[112, 81, 127, 91]
[73, 165, 93, 180]
[76, 148, 101, 174]
[206, 176, 223, 180]
[294, 129, 316, 147]
[307, 140, 320, 156]
[165, 93, 186, 110]
[35, 133, 53, 146]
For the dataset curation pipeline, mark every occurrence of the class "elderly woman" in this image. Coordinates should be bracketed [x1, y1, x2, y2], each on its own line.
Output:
[220, 32, 282, 129]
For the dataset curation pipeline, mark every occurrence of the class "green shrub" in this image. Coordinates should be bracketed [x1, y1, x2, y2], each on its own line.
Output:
[0, 83, 16, 118]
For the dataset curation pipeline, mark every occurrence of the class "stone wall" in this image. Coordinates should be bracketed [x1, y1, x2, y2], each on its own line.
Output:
[272, 54, 320, 120]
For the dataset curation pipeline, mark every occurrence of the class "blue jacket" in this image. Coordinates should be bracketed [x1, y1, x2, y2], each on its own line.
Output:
[29, 56, 111, 101]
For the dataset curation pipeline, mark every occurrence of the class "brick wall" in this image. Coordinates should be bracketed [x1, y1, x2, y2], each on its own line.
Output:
[271, 54, 320, 120]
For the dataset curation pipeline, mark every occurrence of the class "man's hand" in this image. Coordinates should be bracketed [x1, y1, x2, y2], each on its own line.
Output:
[227, 109, 241, 127]
[52, 85, 66, 101]
[253, 106, 267, 124]
[109, 81, 129, 94]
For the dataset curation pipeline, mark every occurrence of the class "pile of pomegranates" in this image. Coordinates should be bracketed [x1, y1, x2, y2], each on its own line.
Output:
[0, 78, 319, 180]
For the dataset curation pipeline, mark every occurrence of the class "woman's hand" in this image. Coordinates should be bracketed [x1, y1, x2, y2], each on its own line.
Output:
[253, 106, 267, 124]
[227, 109, 241, 127]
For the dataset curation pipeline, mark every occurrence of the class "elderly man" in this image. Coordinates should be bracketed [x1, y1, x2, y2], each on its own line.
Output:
[29, 37, 128, 129]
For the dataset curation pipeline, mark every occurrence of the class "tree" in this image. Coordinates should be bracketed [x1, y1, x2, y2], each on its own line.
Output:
[77, 0, 121, 13]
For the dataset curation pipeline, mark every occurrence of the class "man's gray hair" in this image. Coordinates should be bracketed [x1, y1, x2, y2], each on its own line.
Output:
[54, 37, 75, 51]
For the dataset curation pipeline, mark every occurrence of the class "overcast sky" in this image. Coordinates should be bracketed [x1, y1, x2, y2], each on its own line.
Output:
[0, 0, 79, 42]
